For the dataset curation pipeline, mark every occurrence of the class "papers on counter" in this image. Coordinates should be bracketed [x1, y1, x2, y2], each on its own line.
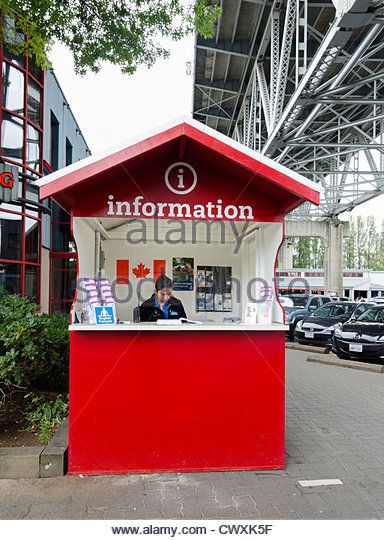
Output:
[155, 318, 203, 325]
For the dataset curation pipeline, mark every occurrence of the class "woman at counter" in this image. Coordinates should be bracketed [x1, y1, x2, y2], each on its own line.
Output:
[139, 275, 187, 322]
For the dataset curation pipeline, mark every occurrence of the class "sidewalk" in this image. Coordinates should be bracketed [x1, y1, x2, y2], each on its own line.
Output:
[1, 348, 384, 520]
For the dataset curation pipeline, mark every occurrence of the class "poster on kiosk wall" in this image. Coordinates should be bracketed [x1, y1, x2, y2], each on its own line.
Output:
[172, 257, 194, 291]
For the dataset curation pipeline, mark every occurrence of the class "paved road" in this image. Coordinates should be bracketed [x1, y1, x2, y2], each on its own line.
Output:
[1, 349, 384, 520]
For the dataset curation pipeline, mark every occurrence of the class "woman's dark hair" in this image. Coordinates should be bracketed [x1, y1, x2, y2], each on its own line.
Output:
[155, 275, 173, 291]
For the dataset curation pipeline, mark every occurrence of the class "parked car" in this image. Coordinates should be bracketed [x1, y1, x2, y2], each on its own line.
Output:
[294, 302, 375, 347]
[332, 305, 384, 360]
[284, 294, 333, 340]
[372, 297, 384, 304]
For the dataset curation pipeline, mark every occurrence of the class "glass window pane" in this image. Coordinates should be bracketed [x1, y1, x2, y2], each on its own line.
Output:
[25, 265, 39, 302]
[28, 57, 43, 83]
[0, 211, 22, 260]
[51, 258, 77, 301]
[25, 183, 39, 217]
[52, 222, 72, 252]
[2, 62, 25, 114]
[26, 123, 40, 171]
[27, 80, 41, 125]
[1, 112, 24, 163]
[25, 217, 40, 262]
[50, 301, 72, 314]
[3, 16, 25, 49]
[51, 201, 70, 223]
[3, 46, 25, 68]
[0, 262, 21, 296]
[0, 202, 22, 212]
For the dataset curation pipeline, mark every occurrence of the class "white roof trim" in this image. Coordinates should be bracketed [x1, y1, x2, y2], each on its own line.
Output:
[36, 115, 320, 195]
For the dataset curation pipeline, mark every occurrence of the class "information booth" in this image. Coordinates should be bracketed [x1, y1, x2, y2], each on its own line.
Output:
[37, 117, 320, 476]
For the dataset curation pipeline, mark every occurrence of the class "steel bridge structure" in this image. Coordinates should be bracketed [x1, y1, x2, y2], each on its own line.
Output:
[192, 0, 384, 219]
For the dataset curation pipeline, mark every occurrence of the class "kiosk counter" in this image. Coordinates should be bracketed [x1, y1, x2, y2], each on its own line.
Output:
[37, 117, 320, 476]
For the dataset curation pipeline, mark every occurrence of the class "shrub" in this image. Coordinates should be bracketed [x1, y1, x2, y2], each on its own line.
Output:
[24, 392, 68, 445]
[0, 295, 69, 399]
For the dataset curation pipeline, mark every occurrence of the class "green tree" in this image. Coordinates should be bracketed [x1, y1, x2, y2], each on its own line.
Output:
[293, 237, 311, 268]
[342, 215, 384, 270]
[378, 219, 384, 270]
[365, 215, 380, 270]
[343, 217, 355, 269]
[310, 237, 324, 268]
[0, 0, 221, 74]
[355, 215, 367, 269]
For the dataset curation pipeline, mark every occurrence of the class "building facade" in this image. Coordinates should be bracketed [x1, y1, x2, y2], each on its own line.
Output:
[277, 269, 384, 300]
[1, 37, 89, 312]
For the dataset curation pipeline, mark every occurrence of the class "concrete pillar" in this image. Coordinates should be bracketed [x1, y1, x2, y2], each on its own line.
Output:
[324, 220, 345, 296]
[279, 241, 297, 268]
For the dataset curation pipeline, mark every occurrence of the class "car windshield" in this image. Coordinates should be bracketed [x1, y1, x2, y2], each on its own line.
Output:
[313, 303, 355, 318]
[357, 307, 384, 323]
[286, 296, 307, 307]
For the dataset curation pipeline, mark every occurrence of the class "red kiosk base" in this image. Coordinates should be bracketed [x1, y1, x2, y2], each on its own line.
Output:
[68, 328, 285, 475]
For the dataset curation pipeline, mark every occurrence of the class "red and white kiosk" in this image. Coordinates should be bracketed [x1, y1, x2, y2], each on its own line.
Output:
[37, 117, 319, 476]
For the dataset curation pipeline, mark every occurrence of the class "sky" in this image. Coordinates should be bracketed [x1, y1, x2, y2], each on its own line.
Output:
[50, 37, 195, 153]
[49, 38, 384, 223]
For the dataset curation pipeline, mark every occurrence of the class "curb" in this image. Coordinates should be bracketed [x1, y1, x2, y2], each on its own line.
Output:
[286, 342, 329, 354]
[0, 418, 68, 480]
[307, 353, 384, 373]
[0, 446, 44, 479]
[40, 417, 68, 478]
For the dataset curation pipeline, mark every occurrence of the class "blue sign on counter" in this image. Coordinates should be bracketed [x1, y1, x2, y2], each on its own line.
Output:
[94, 306, 116, 325]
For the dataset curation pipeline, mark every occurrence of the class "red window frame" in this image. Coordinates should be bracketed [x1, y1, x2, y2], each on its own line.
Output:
[0, 37, 44, 303]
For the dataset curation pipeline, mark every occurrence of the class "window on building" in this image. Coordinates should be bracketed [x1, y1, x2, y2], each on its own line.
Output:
[26, 123, 41, 171]
[25, 216, 40, 263]
[3, 46, 25, 68]
[50, 111, 59, 171]
[1, 39, 44, 302]
[0, 262, 22, 296]
[1, 111, 24, 163]
[0, 211, 22, 260]
[27, 80, 41, 126]
[50, 256, 77, 313]
[2, 62, 24, 115]
[343, 272, 364, 278]
[49, 201, 77, 313]
[24, 264, 39, 302]
[66, 137, 73, 166]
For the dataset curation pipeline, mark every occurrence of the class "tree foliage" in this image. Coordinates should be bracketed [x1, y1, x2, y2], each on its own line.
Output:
[0, 0, 221, 74]
[291, 237, 325, 269]
[286, 215, 384, 271]
[343, 215, 384, 270]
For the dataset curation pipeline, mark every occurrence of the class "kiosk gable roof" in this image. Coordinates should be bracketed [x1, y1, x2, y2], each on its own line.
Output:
[37, 116, 320, 210]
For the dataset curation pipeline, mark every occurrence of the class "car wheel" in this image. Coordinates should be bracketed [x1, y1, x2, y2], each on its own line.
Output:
[289, 322, 298, 341]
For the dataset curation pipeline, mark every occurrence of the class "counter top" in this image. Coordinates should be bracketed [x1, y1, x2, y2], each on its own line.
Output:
[69, 322, 288, 331]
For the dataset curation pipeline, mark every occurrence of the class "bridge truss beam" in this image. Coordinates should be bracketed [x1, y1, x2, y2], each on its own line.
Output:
[193, 0, 384, 219]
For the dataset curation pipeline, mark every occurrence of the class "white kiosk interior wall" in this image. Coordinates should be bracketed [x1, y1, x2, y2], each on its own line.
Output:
[72, 217, 284, 324]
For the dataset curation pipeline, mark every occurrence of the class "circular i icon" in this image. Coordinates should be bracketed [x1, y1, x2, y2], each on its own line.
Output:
[164, 162, 197, 195]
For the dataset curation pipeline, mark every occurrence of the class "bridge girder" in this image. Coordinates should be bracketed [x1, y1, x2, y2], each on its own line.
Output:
[192, 0, 384, 219]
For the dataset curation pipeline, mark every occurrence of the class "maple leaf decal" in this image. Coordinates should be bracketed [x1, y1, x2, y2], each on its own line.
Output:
[132, 262, 150, 279]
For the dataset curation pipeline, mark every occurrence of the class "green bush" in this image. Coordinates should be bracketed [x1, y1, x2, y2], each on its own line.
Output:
[0, 295, 70, 400]
[25, 392, 68, 445]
